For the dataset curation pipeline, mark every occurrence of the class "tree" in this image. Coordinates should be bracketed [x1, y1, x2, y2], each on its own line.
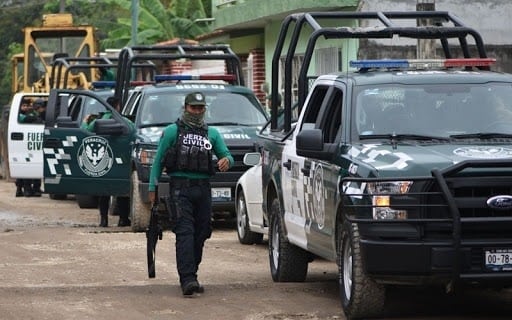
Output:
[0, 0, 212, 106]
[101, 0, 211, 48]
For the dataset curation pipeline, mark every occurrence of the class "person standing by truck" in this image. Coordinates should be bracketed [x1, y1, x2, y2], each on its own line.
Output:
[148, 91, 233, 296]
[81, 96, 132, 227]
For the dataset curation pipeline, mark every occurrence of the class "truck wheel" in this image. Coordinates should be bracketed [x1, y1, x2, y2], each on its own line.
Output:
[76, 195, 98, 208]
[236, 190, 263, 245]
[268, 197, 308, 282]
[130, 171, 150, 232]
[339, 221, 385, 319]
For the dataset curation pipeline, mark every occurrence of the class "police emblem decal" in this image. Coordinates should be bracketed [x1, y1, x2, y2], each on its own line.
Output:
[77, 136, 114, 177]
[312, 163, 325, 230]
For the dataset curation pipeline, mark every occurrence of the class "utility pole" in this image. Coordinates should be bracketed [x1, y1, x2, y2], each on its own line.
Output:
[131, 0, 139, 45]
[417, 0, 436, 59]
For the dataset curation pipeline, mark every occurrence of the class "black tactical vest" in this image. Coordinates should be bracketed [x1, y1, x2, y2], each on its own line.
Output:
[163, 120, 214, 175]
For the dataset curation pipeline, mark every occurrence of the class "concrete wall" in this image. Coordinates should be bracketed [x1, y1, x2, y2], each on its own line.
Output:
[359, 0, 512, 72]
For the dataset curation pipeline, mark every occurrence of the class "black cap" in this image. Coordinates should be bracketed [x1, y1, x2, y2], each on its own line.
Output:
[33, 98, 45, 107]
[185, 92, 206, 106]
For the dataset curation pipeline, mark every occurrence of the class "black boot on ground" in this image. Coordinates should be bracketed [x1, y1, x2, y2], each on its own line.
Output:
[16, 187, 23, 197]
[32, 180, 42, 197]
[118, 217, 131, 227]
[100, 215, 108, 227]
[23, 186, 33, 197]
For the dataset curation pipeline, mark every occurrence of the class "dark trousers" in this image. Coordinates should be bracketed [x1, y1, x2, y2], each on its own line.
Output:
[16, 179, 42, 195]
[99, 196, 130, 220]
[99, 196, 110, 217]
[16, 179, 41, 191]
[170, 179, 212, 286]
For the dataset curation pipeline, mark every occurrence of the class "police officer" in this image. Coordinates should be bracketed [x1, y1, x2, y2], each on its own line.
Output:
[148, 91, 233, 296]
[81, 96, 132, 227]
[266, 92, 283, 116]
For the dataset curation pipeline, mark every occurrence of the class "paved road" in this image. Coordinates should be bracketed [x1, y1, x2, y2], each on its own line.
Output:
[0, 179, 511, 320]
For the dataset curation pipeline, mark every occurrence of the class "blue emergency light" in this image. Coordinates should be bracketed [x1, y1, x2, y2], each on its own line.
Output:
[350, 58, 496, 70]
[92, 81, 116, 89]
[154, 74, 236, 82]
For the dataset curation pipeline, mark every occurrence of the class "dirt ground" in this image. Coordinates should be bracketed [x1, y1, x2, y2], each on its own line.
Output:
[0, 179, 341, 320]
[1, 178, 512, 320]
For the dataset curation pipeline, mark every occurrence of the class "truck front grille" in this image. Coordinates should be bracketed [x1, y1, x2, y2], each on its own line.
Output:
[343, 160, 512, 242]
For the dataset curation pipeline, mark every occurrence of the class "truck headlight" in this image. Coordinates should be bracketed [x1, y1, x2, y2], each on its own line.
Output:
[367, 181, 412, 220]
[139, 148, 157, 165]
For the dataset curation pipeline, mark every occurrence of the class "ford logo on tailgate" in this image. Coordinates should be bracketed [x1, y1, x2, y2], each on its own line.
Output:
[487, 195, 512, 210]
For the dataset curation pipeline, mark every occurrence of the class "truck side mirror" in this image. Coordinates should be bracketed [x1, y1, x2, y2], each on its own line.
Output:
[243, 152, 261, 166]
[296, 128, 334, 161]
[93, 118, 125, 135]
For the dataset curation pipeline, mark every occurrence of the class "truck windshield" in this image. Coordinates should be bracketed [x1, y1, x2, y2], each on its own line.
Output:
[353, 82, 512, 139]
[138, 91, 267, 127]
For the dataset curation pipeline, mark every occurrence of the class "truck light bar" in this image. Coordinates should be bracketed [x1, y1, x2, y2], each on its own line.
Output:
[154, 74, 237, 82]
[92, 81, 116, 89]
[350, 58, 496, 70]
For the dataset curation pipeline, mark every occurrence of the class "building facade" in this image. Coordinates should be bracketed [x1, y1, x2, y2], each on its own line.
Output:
[204, 0, 512, 105]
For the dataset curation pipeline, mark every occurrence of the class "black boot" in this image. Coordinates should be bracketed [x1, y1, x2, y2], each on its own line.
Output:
[100, 215, 108, 227]
[32, 179, 42, 197]
[15, 185, 23, 197]
[118, 216, 131, 227]
[117, 197, 131, 227]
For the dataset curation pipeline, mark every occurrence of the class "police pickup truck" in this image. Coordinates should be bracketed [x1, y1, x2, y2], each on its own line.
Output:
[6, 93, 48, 186]
[43, 45, 268, 231]
[260, 11, 512, 319]
[6, 57, 116, 205]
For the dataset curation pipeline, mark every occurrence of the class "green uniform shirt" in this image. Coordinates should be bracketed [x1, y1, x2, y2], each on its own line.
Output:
[148, 122, 234, 191]
[81, 111, 134, 131]
[19, 110, 39, 123]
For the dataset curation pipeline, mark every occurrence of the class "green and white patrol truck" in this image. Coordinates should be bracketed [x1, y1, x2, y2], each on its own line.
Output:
[42, 45, 268, 231]
[260, 11, 512, 319]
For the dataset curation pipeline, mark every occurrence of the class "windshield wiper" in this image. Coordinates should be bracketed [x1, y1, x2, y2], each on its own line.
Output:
[139, 122, 170, 128]
[449, 132, 512, 139]
[208, 121, 248, 126]
[360, 133, 450, 142]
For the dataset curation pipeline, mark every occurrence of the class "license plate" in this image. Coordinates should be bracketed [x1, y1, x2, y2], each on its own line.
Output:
[212, 187, 231, 201]
[485, 249, 512, 271]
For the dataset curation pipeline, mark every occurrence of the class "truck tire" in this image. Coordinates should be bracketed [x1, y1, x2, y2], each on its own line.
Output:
[76, 195, 98, 208]
[130, 171, 150, 232]
[236, 190, 263, 245]
[339, 221, 385, 319]
[268, 197, 308, 282]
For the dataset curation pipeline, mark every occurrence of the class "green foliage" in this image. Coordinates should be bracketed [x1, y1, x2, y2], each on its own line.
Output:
[0, 4, 45, 107]
[101, 0, 210, 47]
[0, 0, 212, 106]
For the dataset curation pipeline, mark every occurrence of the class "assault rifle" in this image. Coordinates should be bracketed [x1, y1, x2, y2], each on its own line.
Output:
[146, 193, 162, 278]
[146, 189, 177, 278]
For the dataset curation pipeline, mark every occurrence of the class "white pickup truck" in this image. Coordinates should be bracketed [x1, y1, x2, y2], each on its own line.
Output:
[7, 93, 48, 184]
[6, 90, 112, 205]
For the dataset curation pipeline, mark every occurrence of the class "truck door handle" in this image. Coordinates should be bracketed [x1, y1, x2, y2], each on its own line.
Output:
[44, 138, 61, 148]
[301, 167, 311, 176]
[11, 132, 23, 140]
[283, 159, 292, 170]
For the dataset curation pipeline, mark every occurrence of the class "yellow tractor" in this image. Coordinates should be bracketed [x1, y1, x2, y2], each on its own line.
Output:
[12, 13, 99, 94]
